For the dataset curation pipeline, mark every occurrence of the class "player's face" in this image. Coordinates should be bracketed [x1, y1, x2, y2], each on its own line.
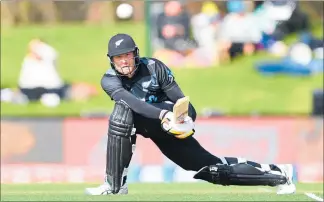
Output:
[112, 51, 136, 77]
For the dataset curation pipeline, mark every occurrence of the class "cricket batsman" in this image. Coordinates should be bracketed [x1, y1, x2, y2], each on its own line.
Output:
[85, 33, 296, 195]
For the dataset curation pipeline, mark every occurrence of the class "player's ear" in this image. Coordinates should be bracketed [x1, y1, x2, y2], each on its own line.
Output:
[134, 47, 140, 65]
[135, 47, 139, 57]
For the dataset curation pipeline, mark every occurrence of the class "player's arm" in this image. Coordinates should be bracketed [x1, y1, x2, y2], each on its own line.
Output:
[101, 74, 164, 120]
[155, 60, 196, 121]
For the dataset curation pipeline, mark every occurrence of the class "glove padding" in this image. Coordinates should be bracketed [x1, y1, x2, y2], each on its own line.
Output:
[161, 111, 195, 139]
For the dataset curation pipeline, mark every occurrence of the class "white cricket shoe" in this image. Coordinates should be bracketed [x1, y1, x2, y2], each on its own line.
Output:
[276, 164, 296, 195]
[85, 182, 128, 195]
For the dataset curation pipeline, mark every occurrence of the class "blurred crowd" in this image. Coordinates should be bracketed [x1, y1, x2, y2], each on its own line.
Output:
[1, 0, 323, 108]
[149, 0, 323, 70]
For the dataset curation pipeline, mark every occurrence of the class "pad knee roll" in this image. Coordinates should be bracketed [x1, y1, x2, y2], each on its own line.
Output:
[109, 100, 134, 138]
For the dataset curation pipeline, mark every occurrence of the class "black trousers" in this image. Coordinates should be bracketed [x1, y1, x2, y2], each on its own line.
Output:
[19, 83, 71, 101]
[108, 102, 282, 180]
[133, 102, 223, 171]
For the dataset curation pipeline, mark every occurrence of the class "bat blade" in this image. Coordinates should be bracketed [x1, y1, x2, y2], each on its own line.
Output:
[173, 96, 190, 124]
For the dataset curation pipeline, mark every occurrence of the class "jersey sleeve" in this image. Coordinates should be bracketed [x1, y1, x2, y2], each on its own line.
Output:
[155, 59, 176, 91]
[100, 74, 124, 100]
[101, 73, 163, 119]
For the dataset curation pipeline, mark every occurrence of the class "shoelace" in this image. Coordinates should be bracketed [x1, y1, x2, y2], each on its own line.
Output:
[282, 168, 291, 185]
[101, 183, 127, 194]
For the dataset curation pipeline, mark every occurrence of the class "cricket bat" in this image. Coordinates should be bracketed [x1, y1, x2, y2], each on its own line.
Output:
[173, 96, 190, 124]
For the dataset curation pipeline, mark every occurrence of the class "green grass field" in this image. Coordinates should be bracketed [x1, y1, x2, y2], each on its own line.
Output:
[1, 183, 323, 201]
[1, 22, 323, 116]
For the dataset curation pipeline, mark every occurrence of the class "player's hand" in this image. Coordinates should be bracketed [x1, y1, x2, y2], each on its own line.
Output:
[160, 111, 195, 139]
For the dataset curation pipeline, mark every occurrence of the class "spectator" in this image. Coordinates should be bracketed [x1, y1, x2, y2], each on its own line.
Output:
[254, 0, 311, 56]
[1, 38, 98, 107]
[190, 2, 227, 65]
[217, 0, 262, 60]
[262, 0, 310, 41]
[156, 0, 197, 55]
[152, 1, 202, 68]
[153, 1, 226, 68]
[18, 38, 65, 104]
[191, 1, 221, 49]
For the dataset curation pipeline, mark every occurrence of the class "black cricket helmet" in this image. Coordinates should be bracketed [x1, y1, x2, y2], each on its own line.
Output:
[107, 33, 140, 76]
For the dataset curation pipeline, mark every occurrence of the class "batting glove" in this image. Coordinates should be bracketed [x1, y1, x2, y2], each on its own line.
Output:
[159, 110, 195, 139]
